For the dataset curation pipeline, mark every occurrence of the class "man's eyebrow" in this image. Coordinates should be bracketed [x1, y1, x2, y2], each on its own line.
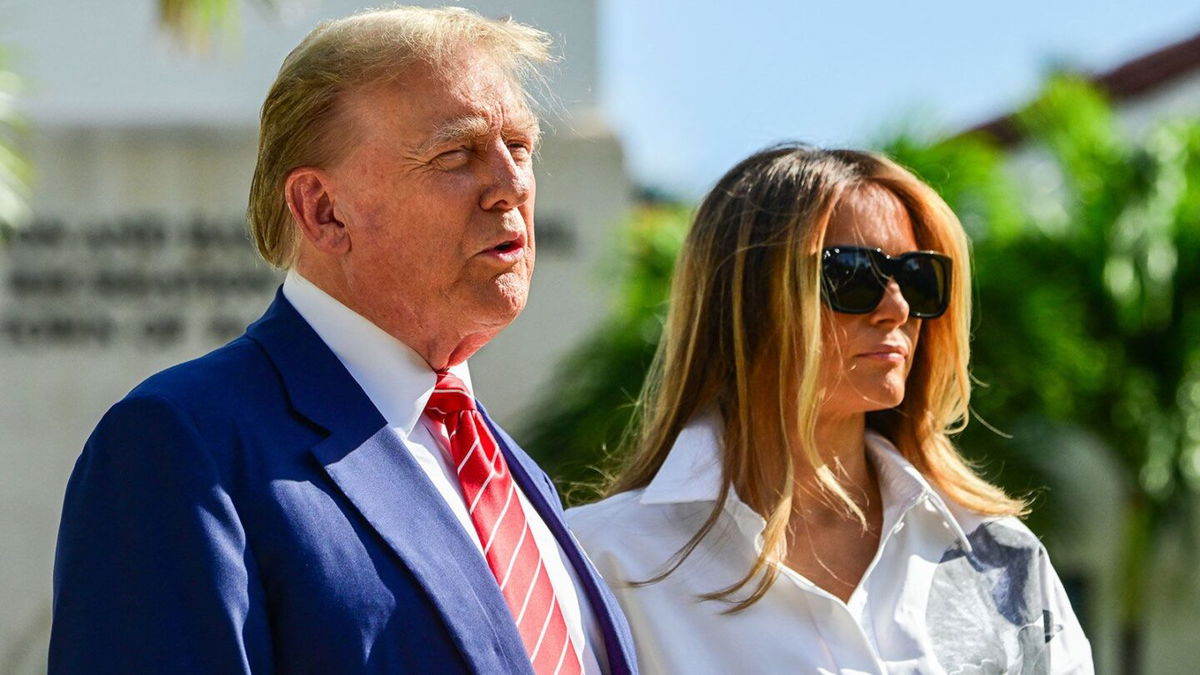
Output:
[507, 109, 542, 145]
[418, 115, 492, 155]
[418, 112, 542, 155]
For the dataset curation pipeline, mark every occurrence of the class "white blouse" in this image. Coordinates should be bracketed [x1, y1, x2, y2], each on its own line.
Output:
[566, 414, 1094, 674]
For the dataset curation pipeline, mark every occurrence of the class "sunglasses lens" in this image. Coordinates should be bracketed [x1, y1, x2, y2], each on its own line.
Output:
[822, 248, 951, 318]
[822, 249, 885, 314]
[895, 254, 949, 318]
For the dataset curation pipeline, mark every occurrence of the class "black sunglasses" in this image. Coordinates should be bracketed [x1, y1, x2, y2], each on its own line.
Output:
[821, 246, 952, 318]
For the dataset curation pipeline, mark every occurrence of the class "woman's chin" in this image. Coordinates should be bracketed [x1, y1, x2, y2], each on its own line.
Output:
[862, 385, 907, 413]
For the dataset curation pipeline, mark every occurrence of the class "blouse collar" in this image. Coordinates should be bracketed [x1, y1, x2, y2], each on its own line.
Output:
[639, 412, 974, 553]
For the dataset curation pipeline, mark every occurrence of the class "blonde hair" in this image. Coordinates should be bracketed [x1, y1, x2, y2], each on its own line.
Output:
[247, 5, 553, 267]
[610, 144, 1026, 611]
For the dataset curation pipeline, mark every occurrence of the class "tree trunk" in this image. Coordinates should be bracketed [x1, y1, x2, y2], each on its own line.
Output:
[1120, 623, 1142, 675]
[1116, 496, 1151, 675]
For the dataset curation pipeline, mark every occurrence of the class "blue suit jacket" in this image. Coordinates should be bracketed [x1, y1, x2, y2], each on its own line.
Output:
[49, 291, 638, 674]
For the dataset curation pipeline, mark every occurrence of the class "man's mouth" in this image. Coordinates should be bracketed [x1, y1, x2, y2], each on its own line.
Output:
[477, 234, 526, 262]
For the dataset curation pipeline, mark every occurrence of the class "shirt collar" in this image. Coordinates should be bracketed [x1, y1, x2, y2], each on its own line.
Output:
[640, 411, 725, 505]
[640, 411, 769, 544]
[864, 429, 974, 553]
[282, 270, 473, 436]
[638, 413, 974, 553]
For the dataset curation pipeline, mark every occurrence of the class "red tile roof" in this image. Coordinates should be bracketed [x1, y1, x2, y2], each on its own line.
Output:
[964, 30, 1200, 146]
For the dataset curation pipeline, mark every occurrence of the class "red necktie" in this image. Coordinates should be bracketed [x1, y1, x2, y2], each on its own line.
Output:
[425, 371, 584, 675]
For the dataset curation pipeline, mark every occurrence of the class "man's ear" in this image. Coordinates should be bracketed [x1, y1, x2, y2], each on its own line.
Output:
[285, 167, 350, 254]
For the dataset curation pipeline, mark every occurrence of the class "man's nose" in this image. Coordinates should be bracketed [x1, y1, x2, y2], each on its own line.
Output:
[479, 140, 532, 211]
[871, 278, 911, 326]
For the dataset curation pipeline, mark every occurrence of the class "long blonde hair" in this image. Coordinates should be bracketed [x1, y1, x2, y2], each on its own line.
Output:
[610, 144, 1026, 611]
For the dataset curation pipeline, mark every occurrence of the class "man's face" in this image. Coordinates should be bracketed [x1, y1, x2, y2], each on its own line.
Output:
[323, 50, 539, 362]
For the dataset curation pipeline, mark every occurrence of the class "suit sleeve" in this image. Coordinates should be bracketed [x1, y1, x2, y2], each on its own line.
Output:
[49, 395, 273, 674]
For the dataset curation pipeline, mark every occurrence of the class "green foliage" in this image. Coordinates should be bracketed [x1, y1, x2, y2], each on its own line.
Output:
[882, 131, 1023, 244]
[1, 0, 275, 237]
[959, 77, 1200, 514]
[0, 46, 30, 229]
[158, 0, 248, 52]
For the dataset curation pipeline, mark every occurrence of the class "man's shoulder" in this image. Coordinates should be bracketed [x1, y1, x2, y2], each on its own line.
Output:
[116, 334, 283, 427]
[81, 332, 305, 479]
[133, 334, 272, 398]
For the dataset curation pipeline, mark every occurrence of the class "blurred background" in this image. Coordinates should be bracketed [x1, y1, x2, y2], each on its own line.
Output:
[1, 1, 1198, 673]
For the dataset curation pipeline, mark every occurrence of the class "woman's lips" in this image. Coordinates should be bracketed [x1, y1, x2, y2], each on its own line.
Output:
[856, 346, 907, 362]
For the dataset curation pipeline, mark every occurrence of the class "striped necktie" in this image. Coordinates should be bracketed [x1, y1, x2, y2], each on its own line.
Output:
[425, 371, 584, 675]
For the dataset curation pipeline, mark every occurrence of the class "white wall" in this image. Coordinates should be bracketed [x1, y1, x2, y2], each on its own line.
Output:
[9, 0, 598, 125]
[1118, 69, 1200, 135]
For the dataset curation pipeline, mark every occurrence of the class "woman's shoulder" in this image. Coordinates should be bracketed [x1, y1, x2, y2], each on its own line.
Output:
[944, 506, 1047, 557]
[567, 488, 709, 562]
[566, 489, 650, 544]
[566, 490, 679, 581]
[866, 430, 1047, 553]
[971, 515, 1042, 546]
[923, 513, 1093, 671]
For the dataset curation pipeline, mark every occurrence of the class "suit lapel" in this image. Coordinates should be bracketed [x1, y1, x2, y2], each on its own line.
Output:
[311, 428, 532, 674]
[246, 291, 533, 674]
[482, 406, 639, 675]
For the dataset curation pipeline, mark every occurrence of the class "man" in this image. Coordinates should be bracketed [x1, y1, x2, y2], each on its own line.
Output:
[49, 7, 637, 674]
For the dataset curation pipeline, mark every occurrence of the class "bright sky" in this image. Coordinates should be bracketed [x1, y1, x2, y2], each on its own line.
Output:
[599, 0, 1200, 198]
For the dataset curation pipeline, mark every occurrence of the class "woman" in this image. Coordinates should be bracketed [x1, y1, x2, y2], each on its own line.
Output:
[567, 145, 1093, 673]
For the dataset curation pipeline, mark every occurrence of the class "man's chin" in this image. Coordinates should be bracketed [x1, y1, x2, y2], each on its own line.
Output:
[476, 278, 529, 325]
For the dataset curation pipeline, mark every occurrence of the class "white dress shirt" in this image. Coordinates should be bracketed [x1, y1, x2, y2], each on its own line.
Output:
[283, 271, 607, 674]
[567, 412, 1094, 674]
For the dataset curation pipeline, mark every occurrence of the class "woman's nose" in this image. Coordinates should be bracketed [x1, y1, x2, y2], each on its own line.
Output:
[870, 278, 911, 325]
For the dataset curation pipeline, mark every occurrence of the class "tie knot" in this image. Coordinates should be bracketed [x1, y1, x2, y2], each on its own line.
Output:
[425, 371, 475, 420]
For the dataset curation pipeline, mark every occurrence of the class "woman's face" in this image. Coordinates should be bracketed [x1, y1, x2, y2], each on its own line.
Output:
[817, 185, 924, 420]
